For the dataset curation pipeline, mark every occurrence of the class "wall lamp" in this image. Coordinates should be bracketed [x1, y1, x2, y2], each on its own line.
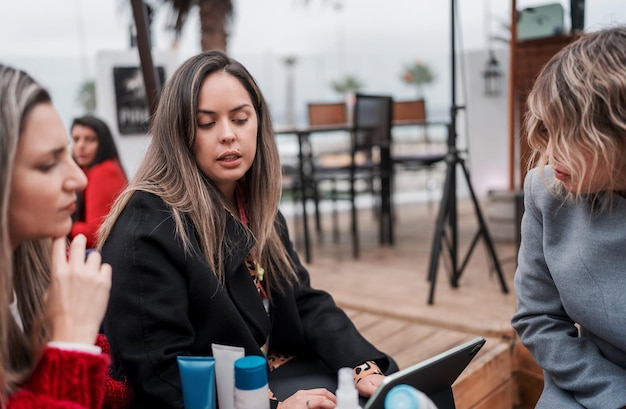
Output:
[483, 50, 503, 97]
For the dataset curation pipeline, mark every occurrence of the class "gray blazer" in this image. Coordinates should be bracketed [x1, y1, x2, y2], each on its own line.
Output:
[511, 167, 626, 408]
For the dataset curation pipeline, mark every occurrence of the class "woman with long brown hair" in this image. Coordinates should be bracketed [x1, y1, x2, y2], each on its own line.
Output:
[0, 64, 111, 407]
[99, 50, 398, 409]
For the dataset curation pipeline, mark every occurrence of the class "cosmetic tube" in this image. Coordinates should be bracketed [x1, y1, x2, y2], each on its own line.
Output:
[212, 343, 245, 409]
[177, 356, 216, 409]
[234, 355, 270, 409]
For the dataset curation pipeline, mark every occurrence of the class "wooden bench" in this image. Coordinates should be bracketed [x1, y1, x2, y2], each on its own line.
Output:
[345, 308, 516, 409]
[295, 199, 545, 408]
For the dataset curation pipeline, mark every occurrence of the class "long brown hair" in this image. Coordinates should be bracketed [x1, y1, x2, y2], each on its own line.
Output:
[98, 50, 298, 293]
[0, 64, 53, 404]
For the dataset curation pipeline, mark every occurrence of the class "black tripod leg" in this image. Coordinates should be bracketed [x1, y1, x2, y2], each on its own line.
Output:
[452, 161, 509, 294]
[427, 155, 455, 304]
[351, 171, 360, 259]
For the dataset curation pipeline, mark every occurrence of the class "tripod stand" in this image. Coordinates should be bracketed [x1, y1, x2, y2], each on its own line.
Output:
[426, 0, 509, 305]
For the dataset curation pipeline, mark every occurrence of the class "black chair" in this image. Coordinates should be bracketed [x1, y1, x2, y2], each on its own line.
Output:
[311, 94, 394, 259]
[305, 101, 350, 236]
[391, 99, 447, 204]
[277, 102, 351, 263]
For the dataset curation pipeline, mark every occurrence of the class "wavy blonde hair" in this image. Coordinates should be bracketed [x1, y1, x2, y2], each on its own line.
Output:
[98, 51, 297, 294]
[525, 26, 626, 201]
[0, 65, 52, 404]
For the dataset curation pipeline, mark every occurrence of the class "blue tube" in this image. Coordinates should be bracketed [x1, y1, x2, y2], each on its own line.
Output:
[177, 356, 216, 409]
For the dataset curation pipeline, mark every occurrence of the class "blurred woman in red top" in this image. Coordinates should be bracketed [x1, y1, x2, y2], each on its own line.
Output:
[70, 116, 127, 248]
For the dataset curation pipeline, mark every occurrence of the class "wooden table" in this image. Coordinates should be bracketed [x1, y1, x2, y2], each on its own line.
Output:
[276, 119, 451, 263]
[276, 123, 396, 261]
[275, 123, 357, 263]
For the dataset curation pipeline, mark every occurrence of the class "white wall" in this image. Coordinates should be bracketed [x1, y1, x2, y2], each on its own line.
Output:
[89, 46, 510, 199]
[459, 48, 510, 199]
[95, 49, 179, 178]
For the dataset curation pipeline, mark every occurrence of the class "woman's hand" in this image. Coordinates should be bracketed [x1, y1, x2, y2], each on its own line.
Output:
[355, 373, 385, 398]
[276, 388, 336, 409]
[46, 234, 112, 345]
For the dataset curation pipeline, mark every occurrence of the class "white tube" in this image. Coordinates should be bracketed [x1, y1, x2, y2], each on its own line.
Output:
[211, 343, 245, 409]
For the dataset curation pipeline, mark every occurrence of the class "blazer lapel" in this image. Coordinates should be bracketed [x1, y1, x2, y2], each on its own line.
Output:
[223, 214, 272, 344]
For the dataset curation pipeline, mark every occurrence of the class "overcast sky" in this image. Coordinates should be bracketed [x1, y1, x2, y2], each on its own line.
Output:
[3, 0, 625, 68]
[1, 0, 625, 124]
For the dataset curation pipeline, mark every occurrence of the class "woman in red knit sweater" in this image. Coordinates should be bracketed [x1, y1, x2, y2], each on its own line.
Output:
[0, 64, 131, 408]
[70, 116, 127, 249]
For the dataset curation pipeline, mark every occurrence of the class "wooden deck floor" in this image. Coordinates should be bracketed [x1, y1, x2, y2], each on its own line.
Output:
[282, 196, 542, 409]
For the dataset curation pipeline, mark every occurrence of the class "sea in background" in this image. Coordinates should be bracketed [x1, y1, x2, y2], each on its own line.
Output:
[3, 46, 506, 203]
[2, 48, 453, 131]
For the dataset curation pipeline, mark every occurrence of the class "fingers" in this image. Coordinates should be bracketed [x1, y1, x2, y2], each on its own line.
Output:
[304, 395, 335, 409]
[47, 234, 111, 344]
[97, 262, 113, 289]
[281, 389, 336, 409]
[85, 247, 112, 289]
[302, 389, 335, 403]
[68, 234, 88, 267]
[84, 246, 102, 270]
[355, 374, 385, 397]
[50, 236, 69, 272]
[68, 235, 110, 279]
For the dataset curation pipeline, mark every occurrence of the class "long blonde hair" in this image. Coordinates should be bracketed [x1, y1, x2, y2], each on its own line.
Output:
[525, 26, 626, 200]
[0, 65, 52, 404]
[98, 51, 298, 293]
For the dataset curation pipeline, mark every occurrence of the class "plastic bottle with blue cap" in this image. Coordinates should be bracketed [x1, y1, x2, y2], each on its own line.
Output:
[384, 384, 438, 409]
[233, 355, 270, 409]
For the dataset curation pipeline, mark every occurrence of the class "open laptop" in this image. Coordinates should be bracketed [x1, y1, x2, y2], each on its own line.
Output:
[363, 336, 486, 409]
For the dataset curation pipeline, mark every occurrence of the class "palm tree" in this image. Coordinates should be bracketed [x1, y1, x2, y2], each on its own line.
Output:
[158, 0, 234, 51]
[159, 0, 343, 52]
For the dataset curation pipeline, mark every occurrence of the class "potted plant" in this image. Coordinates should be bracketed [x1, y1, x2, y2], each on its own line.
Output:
[401, 60, 436, 98]
[331, 74, 363, 95]
[331, 74, 364, 109]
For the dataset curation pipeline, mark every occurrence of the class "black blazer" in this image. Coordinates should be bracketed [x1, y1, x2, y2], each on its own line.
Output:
[102, 191, 396, 408]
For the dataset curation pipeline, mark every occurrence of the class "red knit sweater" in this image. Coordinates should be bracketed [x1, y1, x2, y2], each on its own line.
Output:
[7, 347, 107, 409]
[70, 159, 127, 248]
[96, 335, 133, 409]
[6, 335, 132, 409]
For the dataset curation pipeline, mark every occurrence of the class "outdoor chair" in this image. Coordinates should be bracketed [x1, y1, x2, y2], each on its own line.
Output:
[391, 99, 448, 203]
[304, 101, 350, 238]
[311, 94, 394, 259]
[308, 101, 348, 126]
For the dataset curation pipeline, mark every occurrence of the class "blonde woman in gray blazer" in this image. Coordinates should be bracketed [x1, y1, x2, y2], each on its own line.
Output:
[512, 26, 626, 409]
